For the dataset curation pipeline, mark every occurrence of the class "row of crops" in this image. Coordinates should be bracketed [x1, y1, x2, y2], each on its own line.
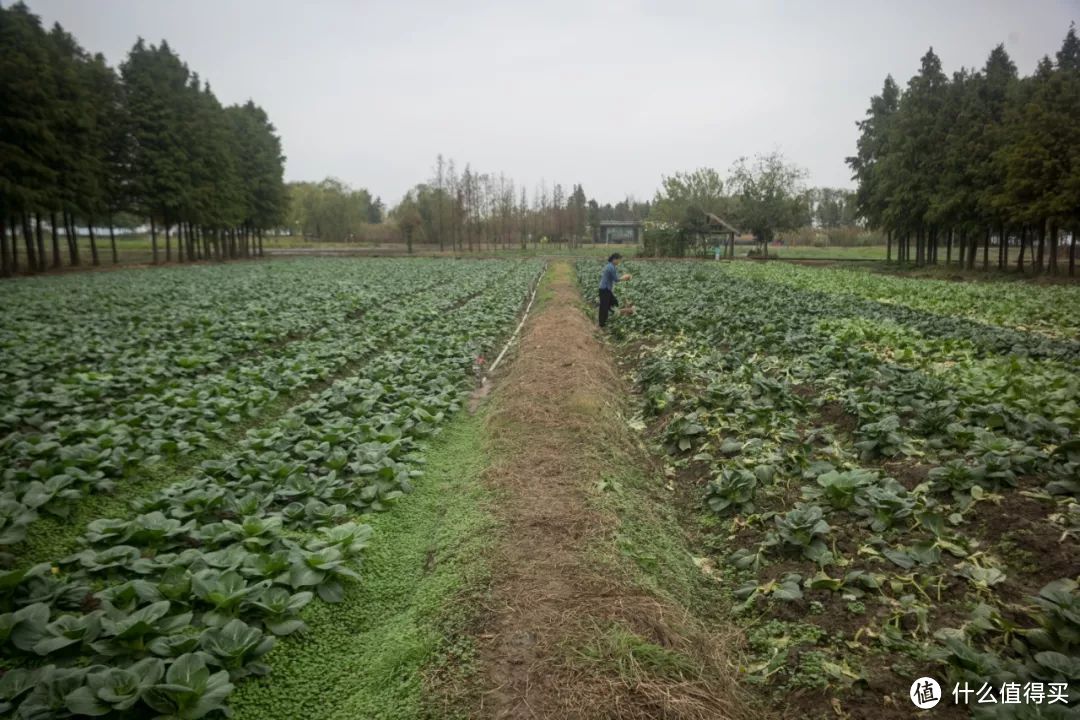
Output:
[580, 260, 1079, 716]
[0, 258, 542, 719]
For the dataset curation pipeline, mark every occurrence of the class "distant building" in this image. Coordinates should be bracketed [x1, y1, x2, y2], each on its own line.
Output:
[594, 220, 643, 244]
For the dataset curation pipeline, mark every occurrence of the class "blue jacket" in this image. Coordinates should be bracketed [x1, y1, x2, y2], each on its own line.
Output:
[599, 262, 619, 291]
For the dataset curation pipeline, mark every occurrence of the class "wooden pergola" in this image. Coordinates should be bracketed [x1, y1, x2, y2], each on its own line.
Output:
[703, 213, 741, 257]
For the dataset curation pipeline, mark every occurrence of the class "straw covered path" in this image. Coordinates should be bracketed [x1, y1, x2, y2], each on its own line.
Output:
[469, 261, 751, 720]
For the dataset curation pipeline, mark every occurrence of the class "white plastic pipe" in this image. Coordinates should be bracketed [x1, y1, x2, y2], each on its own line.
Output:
[486, 266, 545, 378]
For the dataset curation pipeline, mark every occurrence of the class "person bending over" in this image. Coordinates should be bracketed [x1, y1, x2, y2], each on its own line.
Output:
[598, 253, 631, 328]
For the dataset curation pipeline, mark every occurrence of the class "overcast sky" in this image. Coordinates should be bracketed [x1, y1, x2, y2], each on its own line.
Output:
[23, 0, 1080, 205]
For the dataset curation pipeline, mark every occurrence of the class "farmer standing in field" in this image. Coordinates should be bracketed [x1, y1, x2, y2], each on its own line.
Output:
[598, 253, 631, 328]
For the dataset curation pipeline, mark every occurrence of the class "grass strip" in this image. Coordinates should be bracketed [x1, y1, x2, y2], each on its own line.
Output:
[229, 412, 495, 720]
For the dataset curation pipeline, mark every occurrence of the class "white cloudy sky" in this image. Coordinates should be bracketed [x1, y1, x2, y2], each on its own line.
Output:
[23, 0, 1080, 205]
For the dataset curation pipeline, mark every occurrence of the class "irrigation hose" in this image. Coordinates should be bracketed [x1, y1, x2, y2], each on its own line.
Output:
[485, 265, 546, 379]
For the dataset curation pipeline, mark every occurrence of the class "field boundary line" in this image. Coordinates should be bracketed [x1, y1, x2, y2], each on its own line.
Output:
[486, 265, 545, 377]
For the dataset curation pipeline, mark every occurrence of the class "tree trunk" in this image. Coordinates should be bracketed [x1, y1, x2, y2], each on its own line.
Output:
[1070, 227, 1076, 277]
[945, 228, 953, 265]
[165, 222, 172, 262]
[1035, 220, 1045, 274]
[49, 212, 61, 268]
[66, 212, 80, 266]
[108, 218, 118, 264]
[981, 228, 989, 271]
[88, 220, 99, 266]
[10, 217, 19, 272]
[1048, 221, 1059, 275]
[150, 216, 159, 264]
[10, 216, 19, 273]
[21, 213, 37, 272]
[34, 213, 46, 272]
[258, 228, 264, 257]
[1015, 225, 1023, 273]
[998, 224, 1005, 270]
[0, 216, 8, 277]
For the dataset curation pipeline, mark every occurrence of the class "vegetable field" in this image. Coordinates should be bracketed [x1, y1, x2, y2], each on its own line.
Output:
[580, 260, 1080, 716]
[0, 258, 541, 719]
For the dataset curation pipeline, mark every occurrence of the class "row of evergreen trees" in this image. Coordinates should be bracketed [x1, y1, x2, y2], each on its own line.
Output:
[849, 24, 1080, 275]
[0, 2, 288, 276]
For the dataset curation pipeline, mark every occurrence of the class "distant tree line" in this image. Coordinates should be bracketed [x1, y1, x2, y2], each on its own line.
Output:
[849, 24, 1080, 276]
[587, 197, 652, 232]
[316, 153, 861, 257]
[807, 187, 858, 229]
[390, 155, 603, 252]
[0, 1, 287, 276]
[642, 154, 818, 256]
[287, 179, 384, 242]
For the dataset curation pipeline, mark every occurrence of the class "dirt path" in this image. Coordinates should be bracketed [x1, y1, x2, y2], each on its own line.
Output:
[471, 262, 750, 720]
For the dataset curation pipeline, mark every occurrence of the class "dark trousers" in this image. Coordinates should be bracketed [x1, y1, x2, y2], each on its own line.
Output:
[598, 288, 618, 327]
